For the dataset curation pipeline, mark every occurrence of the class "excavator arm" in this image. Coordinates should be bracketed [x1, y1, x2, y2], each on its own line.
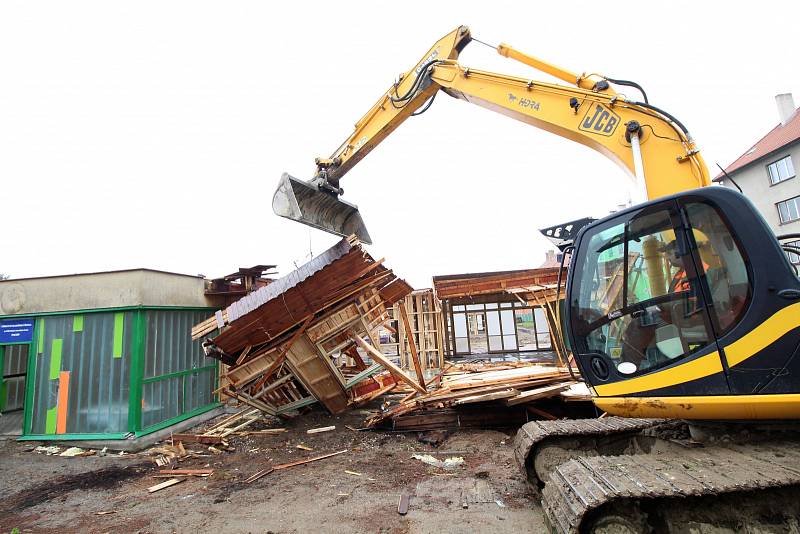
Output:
[273, 25, 711, 243]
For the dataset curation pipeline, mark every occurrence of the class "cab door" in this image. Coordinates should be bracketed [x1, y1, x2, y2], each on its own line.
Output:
[567, 200, 730, 397]
[678, 192, 800, 395]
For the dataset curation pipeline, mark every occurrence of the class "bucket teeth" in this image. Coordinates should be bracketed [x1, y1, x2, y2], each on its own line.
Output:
[273, 173, 372, 244]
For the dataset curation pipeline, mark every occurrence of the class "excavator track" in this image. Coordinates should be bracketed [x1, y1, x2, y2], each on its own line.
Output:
[514, 417, 663, 487]
[515, 418, 800, 533]
[544, 440, 800, 533]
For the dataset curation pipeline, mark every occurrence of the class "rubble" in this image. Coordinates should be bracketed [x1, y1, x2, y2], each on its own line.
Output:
[362, 362, 577, 430]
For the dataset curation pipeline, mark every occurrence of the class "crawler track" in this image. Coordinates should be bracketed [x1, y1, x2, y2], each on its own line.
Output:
[514, 417, 662, 487]
[515, 418, 800, 533]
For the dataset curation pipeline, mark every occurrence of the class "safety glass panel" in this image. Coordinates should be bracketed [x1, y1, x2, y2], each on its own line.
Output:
[573, 206, 714, 376]
[684, 201, 752, 334]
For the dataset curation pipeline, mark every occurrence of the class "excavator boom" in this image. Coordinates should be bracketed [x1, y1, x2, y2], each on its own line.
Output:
[273, 25, 710, 242]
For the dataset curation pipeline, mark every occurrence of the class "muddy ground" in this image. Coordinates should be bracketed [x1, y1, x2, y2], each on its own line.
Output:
[0, 402, 546, 534]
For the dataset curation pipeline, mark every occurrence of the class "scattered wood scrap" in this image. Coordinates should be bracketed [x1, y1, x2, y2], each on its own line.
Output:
[148, 478, 185, 493]
[272, 449, 348, 470]
[245, 449, 349, 484]
[398, 494, 411, 515]
[170, 434, 225, 445]
[307, 426, 335, 434]
[157, 469, 214, 476]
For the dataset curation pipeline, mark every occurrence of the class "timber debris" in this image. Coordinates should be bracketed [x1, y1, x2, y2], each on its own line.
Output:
[363, 362, 577, 430]
[193, 235, 414, 418]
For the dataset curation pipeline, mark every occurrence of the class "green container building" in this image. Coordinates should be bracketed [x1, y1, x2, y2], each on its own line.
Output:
[0, 269, 223, 441]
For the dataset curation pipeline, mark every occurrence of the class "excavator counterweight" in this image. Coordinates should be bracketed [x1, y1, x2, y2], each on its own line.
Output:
[272, 173, 372, 244]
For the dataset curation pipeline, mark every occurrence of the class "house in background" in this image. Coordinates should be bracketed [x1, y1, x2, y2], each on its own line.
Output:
[715, 93, 800, 266]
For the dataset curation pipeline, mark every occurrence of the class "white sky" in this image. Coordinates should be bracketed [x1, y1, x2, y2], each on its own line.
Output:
[2, 1, 799, 288]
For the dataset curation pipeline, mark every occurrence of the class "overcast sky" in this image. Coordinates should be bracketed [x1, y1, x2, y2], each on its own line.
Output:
[2, 2, 799, 288]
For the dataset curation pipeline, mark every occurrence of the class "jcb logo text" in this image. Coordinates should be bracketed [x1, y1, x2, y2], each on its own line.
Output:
[579, 104, 620, 137]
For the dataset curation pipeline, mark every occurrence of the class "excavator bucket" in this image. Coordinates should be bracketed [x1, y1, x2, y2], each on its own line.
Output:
[272, 173, 372, 244]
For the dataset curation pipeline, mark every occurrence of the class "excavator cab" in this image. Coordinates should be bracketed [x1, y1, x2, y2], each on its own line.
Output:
[566, 187, 800, 419]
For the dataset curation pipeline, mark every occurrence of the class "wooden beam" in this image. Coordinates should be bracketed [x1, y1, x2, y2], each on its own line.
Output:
[352, 335, 426, 394]
[398, 302, 426, 390]
[453, 389, 520, 405]
[505, 382, 574, 406]
[250, 315, 313, 392]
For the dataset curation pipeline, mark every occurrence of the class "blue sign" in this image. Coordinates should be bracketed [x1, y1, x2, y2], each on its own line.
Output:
[0, 318, 35, 343]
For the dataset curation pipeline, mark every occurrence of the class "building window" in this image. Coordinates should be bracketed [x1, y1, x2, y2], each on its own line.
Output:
[777, 196, 800, 224]
[768, 155, 796, 185]
[787, 240, 800, 265]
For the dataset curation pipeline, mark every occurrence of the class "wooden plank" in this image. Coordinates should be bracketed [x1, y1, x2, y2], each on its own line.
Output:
[245, 449, 349, 483]
[398, 302, 426, 389]
[505, 382, 575, 406]
[398, 494, 410, 515]
[351, 382, 396, 405]
[344, 363, 383, 388]
[453, 389, 520, 405]
[157, 469, 214, 475]
[235, 344, 253, 366]
[352, 335, 426, 394]
[218, 415, 263, 438]
[171, 434, 224, 445]
[147, 478, 185, 493]
[245, 467, 275, 484]
[307, 425, 335, 434]
[202, 408, 259, 434]
[273, 449, 347, 469]
[526, 405, 558, 420]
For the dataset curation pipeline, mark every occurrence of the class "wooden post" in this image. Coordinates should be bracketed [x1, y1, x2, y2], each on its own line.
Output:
[352, 335, 426, 394]
[398, 302, 426, 389]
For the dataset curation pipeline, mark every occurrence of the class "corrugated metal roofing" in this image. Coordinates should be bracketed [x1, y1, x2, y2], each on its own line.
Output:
[715, 107, 800, 180]
[225, 238, 353, 323]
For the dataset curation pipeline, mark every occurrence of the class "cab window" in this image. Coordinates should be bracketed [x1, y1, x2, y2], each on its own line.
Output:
[572, 206, 714, 377]
[683, 201, 751, 334]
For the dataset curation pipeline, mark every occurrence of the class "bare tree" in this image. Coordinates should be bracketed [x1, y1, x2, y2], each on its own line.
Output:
[0, 273, 9, 281]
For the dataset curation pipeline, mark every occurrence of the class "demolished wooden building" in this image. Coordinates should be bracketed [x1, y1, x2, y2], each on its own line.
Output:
[192, 235, 414, 417]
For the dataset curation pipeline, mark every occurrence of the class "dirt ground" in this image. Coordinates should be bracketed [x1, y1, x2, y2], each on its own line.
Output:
[0, 403, 546, 534]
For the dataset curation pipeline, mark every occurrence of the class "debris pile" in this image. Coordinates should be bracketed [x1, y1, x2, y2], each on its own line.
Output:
[364, 362, 579, 430]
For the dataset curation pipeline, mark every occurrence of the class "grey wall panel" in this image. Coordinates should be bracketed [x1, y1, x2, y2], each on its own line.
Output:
[141, 310, 215, 429]
[144, 310, 209, 379]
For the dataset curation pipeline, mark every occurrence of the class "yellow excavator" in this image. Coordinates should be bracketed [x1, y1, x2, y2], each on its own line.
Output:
[274, 26, 800, 533]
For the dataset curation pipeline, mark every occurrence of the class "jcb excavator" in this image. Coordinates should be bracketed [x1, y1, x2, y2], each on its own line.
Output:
[273, 26, 800, 533]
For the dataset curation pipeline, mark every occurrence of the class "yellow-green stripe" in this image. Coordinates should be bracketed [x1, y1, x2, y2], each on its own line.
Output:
[113, 313, 124, 358]
[45, 406, 58, 434]
[37, 319, 45, 354]
[49, 339, 63, 380]
[73, 315, 83, 333]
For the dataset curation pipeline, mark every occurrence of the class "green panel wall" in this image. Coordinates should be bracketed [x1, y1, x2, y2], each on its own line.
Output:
[29, 312, 133, 435]
[140, 310, 216, 431]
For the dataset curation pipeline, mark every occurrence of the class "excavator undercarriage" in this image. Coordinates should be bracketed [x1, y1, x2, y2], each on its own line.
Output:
[514, 417, 800, 533]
